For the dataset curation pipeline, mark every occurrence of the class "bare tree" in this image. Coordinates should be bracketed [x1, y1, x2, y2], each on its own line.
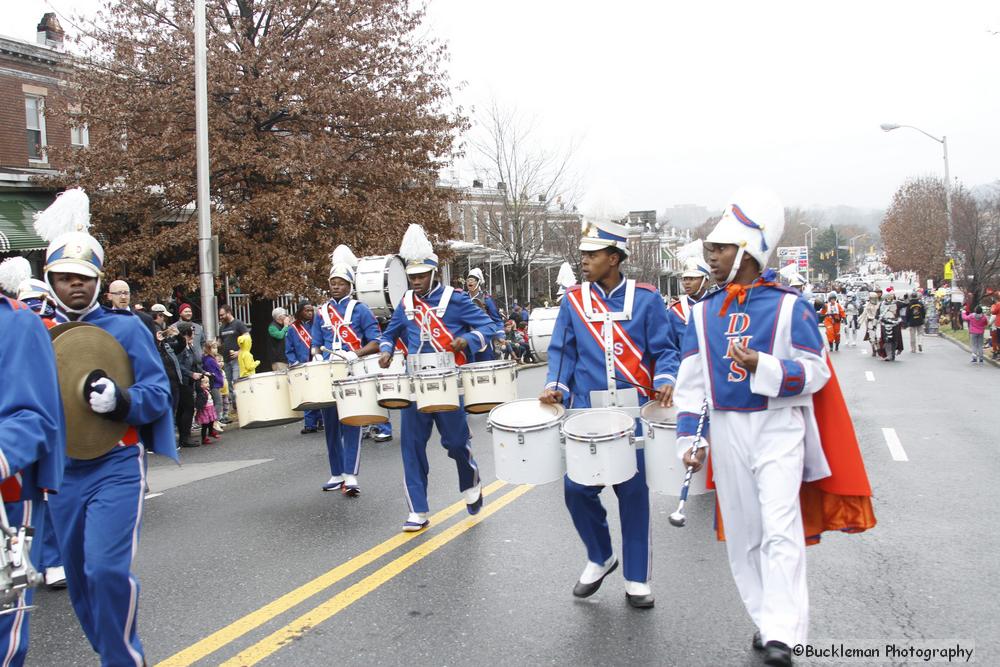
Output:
[470, 101, 579, 303]
[952, 185, 1000, 303]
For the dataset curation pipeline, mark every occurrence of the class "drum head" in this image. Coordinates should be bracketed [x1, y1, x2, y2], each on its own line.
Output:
[639, 402, 677, 426]
[384, 255, 407, 309]
[563, 410, 634, 441]
[489, 399, 564, 430]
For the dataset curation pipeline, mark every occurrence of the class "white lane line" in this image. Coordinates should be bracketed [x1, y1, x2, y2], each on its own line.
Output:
[865, 371, 875, 382]
[881, 428, 908, 462]
[145, 492, 164, 500]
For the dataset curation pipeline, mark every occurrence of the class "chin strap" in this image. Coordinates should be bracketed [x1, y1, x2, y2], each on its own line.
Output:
[723, 247, 745, 285]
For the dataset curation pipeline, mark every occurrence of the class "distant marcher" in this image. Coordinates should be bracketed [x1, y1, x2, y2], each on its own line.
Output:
[962, 307, 990, 364]
[218, 304, 249, 391]
[285, 301, 323, 435]
[819, 294, 845, 352]
[268, 307, 291, 371]
[905, 293, 926, 353]
[178, 303, 204, 360]
[238, 332, 259, 377]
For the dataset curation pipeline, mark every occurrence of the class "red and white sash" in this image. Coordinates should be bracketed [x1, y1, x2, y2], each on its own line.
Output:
[292, 321, 313, 349]
[565, 286, 654, 396]
[325, 302, 363, 351]
[670, 298, 690, 325]
[410, 295, 467, 365]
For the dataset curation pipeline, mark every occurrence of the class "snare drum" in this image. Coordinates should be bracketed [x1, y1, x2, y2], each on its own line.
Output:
[233, 372, 301, 429]
[562, 410, 637, 486]
[640, 402, 708, 497]
[527, 307, 560, 362]
[286, 359, 349, 410]
[355, 255, 407, 317]
[350, 350, 405, 377]
[375, 373, 413, 409]
[487, 399, 565, 485]
[332, 375, 389, 426]
[459, 360, 517, 414]
[413, 368, 460, 413]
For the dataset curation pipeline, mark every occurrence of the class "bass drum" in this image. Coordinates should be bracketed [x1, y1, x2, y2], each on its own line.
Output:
[528, 307, 560, 362]
[355, 255, 407, 318]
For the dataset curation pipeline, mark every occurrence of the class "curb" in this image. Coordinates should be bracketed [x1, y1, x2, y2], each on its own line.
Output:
[938, 332, 999, 368]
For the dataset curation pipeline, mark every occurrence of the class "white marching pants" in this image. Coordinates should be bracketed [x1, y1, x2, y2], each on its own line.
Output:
[710, 408, 809, 647]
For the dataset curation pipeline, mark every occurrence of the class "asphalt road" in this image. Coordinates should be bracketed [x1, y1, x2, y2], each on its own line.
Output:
[28, 332, 999, 666]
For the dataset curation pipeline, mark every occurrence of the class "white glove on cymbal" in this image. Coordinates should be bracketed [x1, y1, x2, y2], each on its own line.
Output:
[88, 377, 117, 414]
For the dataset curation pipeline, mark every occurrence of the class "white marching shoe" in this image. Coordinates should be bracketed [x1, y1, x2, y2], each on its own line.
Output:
[463, 482, 483, 515]
[625, 579, 654, 609]
[45, 566, 67, 589]
[322, 475, 344, 491]
[402, 512, 429, 532]
[572, 555, 618, 598]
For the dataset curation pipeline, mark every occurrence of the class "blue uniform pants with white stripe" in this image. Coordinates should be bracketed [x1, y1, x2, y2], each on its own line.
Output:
[37, 501, 62, 570]
[564, 449, 651, 584]
[50, 445, 146, 667]
[319, 406, 362, 476]
[0, 499, 35, 667]
[374, 421, 391, 436]
[400, 403, 478, 514]
[303, 409, 321, 430]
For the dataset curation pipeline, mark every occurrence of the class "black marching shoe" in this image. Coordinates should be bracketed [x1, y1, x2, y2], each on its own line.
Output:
[300, 427, 317, 434]
[572, 558, 618, 598]
[763, 641, 793, 667]
[752, 631, 764, 651]
[179, 440, 200, 448]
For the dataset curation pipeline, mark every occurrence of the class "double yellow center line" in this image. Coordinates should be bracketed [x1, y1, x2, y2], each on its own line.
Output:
[156, 480, 531, 666]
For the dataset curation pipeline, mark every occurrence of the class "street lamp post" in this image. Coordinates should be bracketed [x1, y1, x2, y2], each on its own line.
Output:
[804, 225, 817, 284]
[880, 122, 954, 287]
[848, 233, 868, 271]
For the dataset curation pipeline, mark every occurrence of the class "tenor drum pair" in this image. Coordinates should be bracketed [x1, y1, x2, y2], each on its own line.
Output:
[233, 372, 303, 429]
[487, 401, 637, 487]
[286, 359, 349, 410]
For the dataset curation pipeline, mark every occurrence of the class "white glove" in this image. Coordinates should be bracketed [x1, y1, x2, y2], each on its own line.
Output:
[329, 349, 358, 362]
[312, 352, 324, 362]
[88, 377, 117, 414]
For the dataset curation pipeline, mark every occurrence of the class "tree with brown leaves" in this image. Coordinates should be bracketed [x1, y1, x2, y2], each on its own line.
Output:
[880, 177, 949, 286]
[46, 0, 466, 299]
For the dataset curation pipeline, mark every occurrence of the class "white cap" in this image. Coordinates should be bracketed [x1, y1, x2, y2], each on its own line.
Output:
[151, 303, 173, 317]
[579, 219, 630, 256]
[706, 187, 785, 269]
[17, 278, 51, 301]
[44, 231, 105, 278]
[467, 267, 485, 283]
[681, 256, 711, 279]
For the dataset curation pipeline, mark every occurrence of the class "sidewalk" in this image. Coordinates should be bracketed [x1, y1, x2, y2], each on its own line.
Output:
[939, 328, 998, 368]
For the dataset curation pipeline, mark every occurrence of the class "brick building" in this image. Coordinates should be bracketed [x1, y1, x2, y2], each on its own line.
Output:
[0, 13, 76, 267]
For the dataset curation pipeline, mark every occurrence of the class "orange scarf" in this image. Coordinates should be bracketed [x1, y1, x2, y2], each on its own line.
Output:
[718, 278, 778, 316]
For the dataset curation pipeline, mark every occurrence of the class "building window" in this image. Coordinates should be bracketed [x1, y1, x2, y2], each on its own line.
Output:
[472, 210, 479, 243]
[25, 96, 47, 161]
[71, 123, 90, 147]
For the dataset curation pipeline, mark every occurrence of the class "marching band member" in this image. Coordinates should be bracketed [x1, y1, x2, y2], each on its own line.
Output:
[538, 219, 679, 609]
[465, 267, 502, 361]
[285, 301, 324, 435]
[310, 245, 384, 496]
[377, 225, 500, 532]
[554, 261, 577, 303]
[0, 262, 64, 666]
[667, 240, 712, 351]
[15, 279, 67, 590]
[35, 188, 178, 666]
[672, 188, 875, 666]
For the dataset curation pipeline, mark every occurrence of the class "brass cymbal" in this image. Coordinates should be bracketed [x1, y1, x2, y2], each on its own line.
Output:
[52, 324, 135, 460]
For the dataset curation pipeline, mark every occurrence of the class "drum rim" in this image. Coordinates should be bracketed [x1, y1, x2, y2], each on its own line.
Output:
[561, 410, 634, 442]
[375, 372, 411, 381]
[638, 402, 678, 427]
[234, 370, 287, 384]
[332, 375, 379, 387]
[291, 359, 348, 369]
[488, 399, 564, 432]
[460, 360, 516, 373]
[414, 368, 459, 379]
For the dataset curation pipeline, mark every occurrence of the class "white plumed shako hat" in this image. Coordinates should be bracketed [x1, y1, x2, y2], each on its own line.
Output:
[706, 187, 785, 270]
[329, 244, 359, 283]
[399, 224, 438, 275]
[35, 188, 105, 279]
[579, 219, 630, 256]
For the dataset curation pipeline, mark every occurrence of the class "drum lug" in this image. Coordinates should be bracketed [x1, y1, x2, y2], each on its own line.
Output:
[589, 440, 597, 455]
[517, 432, 524, 445]
[486, 422, 492, 433]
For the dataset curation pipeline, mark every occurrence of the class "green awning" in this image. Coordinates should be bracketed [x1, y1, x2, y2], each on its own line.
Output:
[0, 192, 52, 252]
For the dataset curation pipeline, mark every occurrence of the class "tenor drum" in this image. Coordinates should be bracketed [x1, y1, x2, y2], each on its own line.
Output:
[233, 372, 301, 429]
[487, 399, 565, 485]
[375, 373, 413, 409]
[459, 360, 517, 414]
[640, 402, 708, 497]
[414, 368, 460, 413]
[286, 359, 349, 410]
[562, 410, 637, 486]
[528, 307, 560, 362]
[332, 376, 389, 427]
[355, 255, 407, 317]
[350, 350, 406, 377]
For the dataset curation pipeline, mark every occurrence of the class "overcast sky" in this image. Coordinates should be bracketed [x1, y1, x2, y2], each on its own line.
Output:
[7, 0, 1000, 213]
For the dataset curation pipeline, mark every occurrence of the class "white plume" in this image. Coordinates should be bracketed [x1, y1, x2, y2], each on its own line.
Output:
[399, 224, 433, 261]
[556, 262, 576, 288]
[0, 257, 32, 294]
[33, 188, 91, 242]
[676, 239, 704, 262]
[778, 263, 801, 281]
[330, 244, 359, 269]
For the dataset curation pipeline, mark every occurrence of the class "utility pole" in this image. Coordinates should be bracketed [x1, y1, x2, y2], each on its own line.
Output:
[194, 0, 217, 339]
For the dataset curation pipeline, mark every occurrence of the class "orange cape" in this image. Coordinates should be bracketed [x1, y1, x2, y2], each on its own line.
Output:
[706, 356, 876, 545]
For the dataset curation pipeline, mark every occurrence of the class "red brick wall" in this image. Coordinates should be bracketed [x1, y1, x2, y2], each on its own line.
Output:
[0, 53, 73, 170]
